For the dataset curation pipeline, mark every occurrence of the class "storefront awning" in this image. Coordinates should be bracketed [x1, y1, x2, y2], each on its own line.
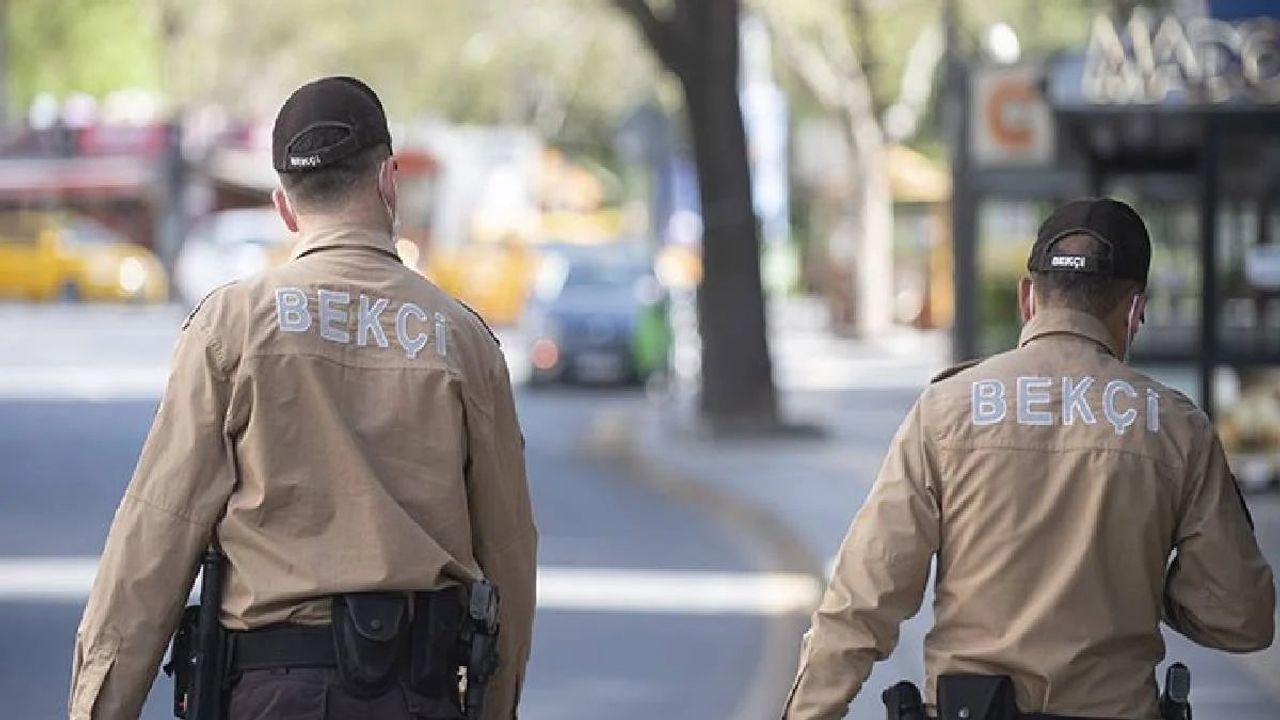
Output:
[0, 156, 155, 202]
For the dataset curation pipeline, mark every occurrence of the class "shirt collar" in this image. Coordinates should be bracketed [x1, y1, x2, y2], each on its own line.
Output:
[290, 224, 399, 262]
[1018, 307, 1123, 358]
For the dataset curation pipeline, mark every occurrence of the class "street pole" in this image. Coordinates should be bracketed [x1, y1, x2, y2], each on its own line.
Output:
[944, 0, 978, 361]
[1197, 119, 1220, 417]
[158, 1, 186, 280]
[0, 0, 9, 125]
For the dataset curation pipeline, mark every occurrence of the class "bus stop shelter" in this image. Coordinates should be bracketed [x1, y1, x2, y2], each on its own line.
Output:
[950, 11, 1280, 419]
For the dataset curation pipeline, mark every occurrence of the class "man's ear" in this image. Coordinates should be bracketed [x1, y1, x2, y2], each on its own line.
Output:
[1018, 276, 1036, 323]
[378, 155, 399, 211]
[272, 187, 299, 233]
[1129, 291, 1148, 335]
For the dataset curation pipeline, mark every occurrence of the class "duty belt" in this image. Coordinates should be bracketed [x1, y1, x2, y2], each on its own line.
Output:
[924, 711, 1113, 720]
[229, 624, 336, 672]
[1016, 715, 1116, 720]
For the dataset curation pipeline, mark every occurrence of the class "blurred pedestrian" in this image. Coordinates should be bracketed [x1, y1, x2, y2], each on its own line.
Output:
[783, 198, 1274, 719]
[68, 76, 536, 720]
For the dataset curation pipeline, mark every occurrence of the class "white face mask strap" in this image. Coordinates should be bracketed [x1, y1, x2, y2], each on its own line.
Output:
[379, 160, 398, 238]
[280, 188, 298, 220]
[1123, 294, 1142, 362]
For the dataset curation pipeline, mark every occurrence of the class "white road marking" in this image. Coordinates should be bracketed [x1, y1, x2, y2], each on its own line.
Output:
[535, 567, 821, 615]
[0, 558, 821, 616]
[0, 366, 171, 401]
[0, 557, 100, 601]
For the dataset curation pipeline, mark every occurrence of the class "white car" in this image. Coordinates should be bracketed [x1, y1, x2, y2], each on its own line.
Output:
[175, 208, 294, 305]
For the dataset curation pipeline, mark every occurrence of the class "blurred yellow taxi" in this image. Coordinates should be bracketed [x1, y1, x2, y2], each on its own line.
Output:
[424, 241, 539, 327]
[0, 211, 168, 302]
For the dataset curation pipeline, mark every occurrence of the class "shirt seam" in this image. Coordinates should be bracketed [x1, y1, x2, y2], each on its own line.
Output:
[240, 349, 465, 380]
[294, 243, 402, 264]
[1020, 330, 1116, 357]
[186, 314, 232, 380]
[935, 442, 1181, 472]
[123, 490, 201, 526]
[479, 532, 527, 558]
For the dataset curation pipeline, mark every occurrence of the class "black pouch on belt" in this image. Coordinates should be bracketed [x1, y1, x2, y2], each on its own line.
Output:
[331, 592, 409, 698]
[408, 587, 466, 697]
[936, 674, 1020, 720]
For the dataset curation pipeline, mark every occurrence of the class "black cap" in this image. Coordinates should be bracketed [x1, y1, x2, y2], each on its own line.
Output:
[1027, 198, 1151, 286]
[272, 76, 392, 173]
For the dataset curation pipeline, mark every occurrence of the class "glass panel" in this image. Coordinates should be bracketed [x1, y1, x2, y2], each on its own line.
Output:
[975, 200, 1044, 356]
[1126, 196, 1202, 358]
[1216, 195, 1280, 358]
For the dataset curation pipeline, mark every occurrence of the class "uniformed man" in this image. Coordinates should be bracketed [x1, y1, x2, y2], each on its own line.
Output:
[783, 198, 1275, 719]
[68, 77, 536, 719]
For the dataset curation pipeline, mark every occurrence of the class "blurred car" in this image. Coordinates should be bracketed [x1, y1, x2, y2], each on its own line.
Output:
[523, 243, 672, 385]
[0, 210, 167, 302]
[1219, 372, 1280, 492]
[175, 207, 294, 305]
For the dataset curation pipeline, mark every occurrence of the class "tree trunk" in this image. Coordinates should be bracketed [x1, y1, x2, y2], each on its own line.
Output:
[613, 0, 778, 427]
[754, 3, 895, 337]
[681, 1, 777, 425]
[846, 111, 895, 336]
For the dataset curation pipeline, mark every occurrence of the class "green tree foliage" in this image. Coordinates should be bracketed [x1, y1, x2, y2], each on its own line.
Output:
[6, 0, 667, 152]
[5, 0, 1118, 153]
[767, 0, 1113, 146]
[8, 0, 161, 112]
[160, 0, 666, 150]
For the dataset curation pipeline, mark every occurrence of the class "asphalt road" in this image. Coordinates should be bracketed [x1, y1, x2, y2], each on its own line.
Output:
[0, 304, 777, 720]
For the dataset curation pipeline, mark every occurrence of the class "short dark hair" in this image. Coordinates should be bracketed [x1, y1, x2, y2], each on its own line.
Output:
[1031, 233, 1140, 317]
[278, 125, 389, 210]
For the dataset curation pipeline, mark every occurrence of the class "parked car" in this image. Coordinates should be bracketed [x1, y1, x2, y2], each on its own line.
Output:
[1220, 372, 1280, 493]
[523, 243, 672, 385]
[0, 211, 167, 302]
[175, 207, 294, 305]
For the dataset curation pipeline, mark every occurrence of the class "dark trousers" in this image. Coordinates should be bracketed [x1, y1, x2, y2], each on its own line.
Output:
[228, 668, 461, 720]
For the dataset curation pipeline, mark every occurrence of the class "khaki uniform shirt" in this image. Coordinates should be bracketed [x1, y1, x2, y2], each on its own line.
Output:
[69, 226, 537, 720]
[784, 308, 1274, 719]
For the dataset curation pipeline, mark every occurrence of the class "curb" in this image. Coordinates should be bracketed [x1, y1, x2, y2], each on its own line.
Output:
[580, 404, 824, 720]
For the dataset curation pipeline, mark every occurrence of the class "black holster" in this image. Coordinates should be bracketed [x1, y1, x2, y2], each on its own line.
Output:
[165, 606, 200, 717]
[164, 547, 228, 720]
[1159, 663, 1192, 720]
[460, 580, 501, 719]
[409, 589, 466, 697]
[936, 674, 1020, 720]
[882, 680, 926, 720]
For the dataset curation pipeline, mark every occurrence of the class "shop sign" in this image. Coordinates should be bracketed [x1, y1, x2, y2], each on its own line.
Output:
[1084, 9, 1280, 104]
[971, 65, 1055, 168]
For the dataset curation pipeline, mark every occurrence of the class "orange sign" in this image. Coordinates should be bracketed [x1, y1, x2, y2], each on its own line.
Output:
[971, 65, 1054, 167]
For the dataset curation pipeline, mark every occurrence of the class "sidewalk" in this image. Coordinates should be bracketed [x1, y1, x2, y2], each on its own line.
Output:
[636, 305, 1280, 719]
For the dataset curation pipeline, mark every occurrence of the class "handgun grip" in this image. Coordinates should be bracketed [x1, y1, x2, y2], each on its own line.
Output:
[468, 580, 500, 634]
[1165, 662, 1190, 704]
[881, 681, 925, 720]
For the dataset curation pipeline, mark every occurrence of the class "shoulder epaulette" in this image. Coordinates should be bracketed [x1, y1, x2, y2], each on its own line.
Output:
[181, 281, 237, 330]
[930, 358, 983, 384]
[457, 300, 500, 347]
